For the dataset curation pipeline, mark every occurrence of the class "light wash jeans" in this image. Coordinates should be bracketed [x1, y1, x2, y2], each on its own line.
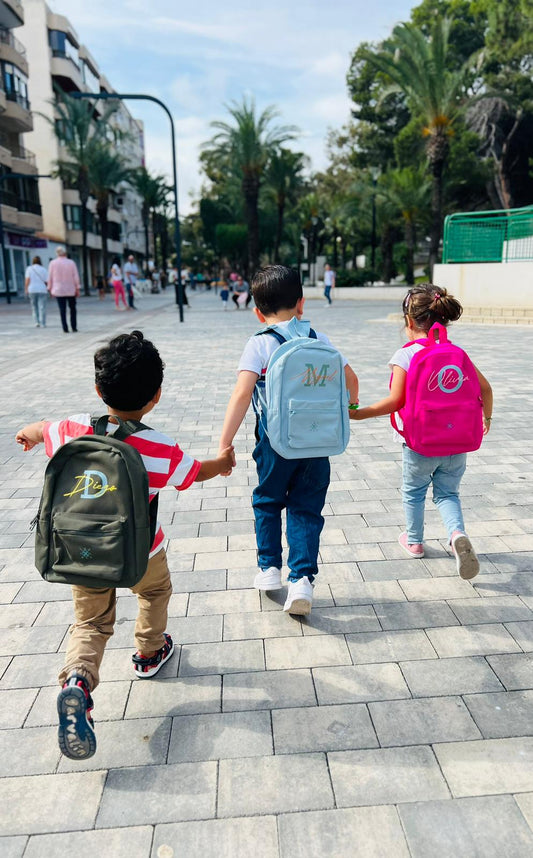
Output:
[402, 445, 467, 543]
[29, 292, 47, 326]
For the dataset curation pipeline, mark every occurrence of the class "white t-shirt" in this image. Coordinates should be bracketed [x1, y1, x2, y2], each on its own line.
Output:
[25, 264, 48, 294]
[111, 264, 122, 281]
[238, 319, 347, 378]
[123, 261, 138, 284]
[324, 269, 335, 287]
[388, 342, 425, 441]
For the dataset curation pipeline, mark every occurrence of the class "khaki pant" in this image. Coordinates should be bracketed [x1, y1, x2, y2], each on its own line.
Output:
[58, 548, 172, 691]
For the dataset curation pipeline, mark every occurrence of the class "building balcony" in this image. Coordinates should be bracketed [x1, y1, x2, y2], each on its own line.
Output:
[51, 53, 84, 93]
[66, 228, 102, 251]
[0, 1, 24, 30]
[18, 209, 43, 232]
[2, 90, 32, 132]
[0, 198, 18, 226]
[0, 28, 28, 76]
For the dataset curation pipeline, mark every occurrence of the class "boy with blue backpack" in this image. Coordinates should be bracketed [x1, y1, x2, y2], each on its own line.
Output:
[218, 265, 359, 615]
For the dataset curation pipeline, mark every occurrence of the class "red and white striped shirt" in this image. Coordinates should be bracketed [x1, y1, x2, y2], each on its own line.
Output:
[43, 413, 201, 556]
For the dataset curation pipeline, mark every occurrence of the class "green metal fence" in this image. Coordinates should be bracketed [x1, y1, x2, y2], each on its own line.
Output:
[442, 206, 533, 263]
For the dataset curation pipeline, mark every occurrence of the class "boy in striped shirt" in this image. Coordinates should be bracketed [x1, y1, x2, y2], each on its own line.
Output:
[16, 330, 234, 760]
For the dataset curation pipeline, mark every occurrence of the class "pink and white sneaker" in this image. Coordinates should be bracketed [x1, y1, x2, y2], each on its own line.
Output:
[398, 532, 424, 558]
[451, 531, 480, 579]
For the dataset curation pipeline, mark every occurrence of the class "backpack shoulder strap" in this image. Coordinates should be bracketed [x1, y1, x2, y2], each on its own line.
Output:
[91, 415, 150, 442]
[255, 328, 286, 345]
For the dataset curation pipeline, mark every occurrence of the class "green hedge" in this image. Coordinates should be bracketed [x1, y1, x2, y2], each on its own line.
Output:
[335, 268, 379, 287]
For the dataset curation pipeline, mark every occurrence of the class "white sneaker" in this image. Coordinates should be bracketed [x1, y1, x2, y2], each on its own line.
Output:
[451, 531, 480, 580]
[283, 576, 314, 615]
[254, 566, 282, 590]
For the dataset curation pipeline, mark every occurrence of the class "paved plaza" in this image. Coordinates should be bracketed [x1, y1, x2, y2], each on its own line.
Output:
[1, 287, 533, 857]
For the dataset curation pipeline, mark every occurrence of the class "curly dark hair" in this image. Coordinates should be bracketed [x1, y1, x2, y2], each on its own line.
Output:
[402, 284, 463, 332]
[94, 330, 164, 411]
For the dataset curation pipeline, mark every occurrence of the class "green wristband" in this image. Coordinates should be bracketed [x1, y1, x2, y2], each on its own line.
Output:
[349, 403, 359, 411]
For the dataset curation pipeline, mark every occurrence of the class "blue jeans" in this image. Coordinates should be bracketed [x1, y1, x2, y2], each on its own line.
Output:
[324, 285, 332, 304]
[402, 445, 466, 543]
[252, 423, 330, 582]
[29, 292, 47, 326]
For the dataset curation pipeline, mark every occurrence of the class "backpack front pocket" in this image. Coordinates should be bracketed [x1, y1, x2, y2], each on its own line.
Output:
[288, 398, 341, 449]
[51, 512, 125, 582]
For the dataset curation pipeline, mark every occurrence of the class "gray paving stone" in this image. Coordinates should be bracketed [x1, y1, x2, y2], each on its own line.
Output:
[448, 596, 533, 624]
[24, 826, 153, 858]
[13, 581, 71, 603]
[265, 634, 351, 670]
[434, 737, 533, 796]
[515, 792, 533, 830]
[300, 604, 380, 635]
[369, 697, 481, 746]
[0, 771, 106, 835]
[486, 653, 533, 690]
[96, 761, 217, 828]
[0, 688, 38, 728]
[31, 601, 74, 626]
[375, 600, 460, 630]
[223, 610, 303, 640]
[273, 703, 378, 753]
[0, 837, 27, 858]
[108, 615, 223, 648]
[222, 668, 316, 712]
[347, 629, 437, 664]
[187, 588, 260, 616]
[179, 639, 265, 676]
[330, 580, 406, 606]
[474, 572, 533, 598]
[152, 816, 279, 858]
[328, 745, 449, 806]
[463, 690, 533, 738]
[59, 716, 172, 773]
[0, 602, 43, 628]
[27, 680, 131, 727]
[313, 663, 411, 705]
[505, 620, 533, 651]
[358, 559, 432, 581]
[399, 577, 478, 601]
[0, 653, 65, 689]
[126, 674, 221, 719]
[400, 656, 504, 697]
[399, 795, 533, 858]
[168, 710, 272, 762]
[170, 570, 226, 593]
[0, 625, 66, 657]
[426, 623, 521, 657]
[0, 582, 23, 603]
[278, 806, 410, 858]
[218, 753, 334, 817]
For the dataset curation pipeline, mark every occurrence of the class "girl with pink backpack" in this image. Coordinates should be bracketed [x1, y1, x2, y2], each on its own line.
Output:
[351, 284, 493, 579]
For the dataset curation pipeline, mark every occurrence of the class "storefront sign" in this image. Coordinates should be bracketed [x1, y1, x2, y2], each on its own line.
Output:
[7, 233, 48, 249]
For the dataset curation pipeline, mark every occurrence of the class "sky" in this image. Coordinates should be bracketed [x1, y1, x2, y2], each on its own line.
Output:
[48, 0, 416, 214]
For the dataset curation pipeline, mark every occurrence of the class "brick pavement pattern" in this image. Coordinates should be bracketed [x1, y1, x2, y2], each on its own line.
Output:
[1, 289, 533, 856]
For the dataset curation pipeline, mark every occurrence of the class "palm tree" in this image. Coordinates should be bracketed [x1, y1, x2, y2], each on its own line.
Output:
[88, 143, 133, 280]
[365, 18, 473, 274]
[205, 97, 297, 273]
[265, 148, 307, 262]
[50, 88, 119, 294]
[131, 168, 171, 266]
[379, 168, 430, 284]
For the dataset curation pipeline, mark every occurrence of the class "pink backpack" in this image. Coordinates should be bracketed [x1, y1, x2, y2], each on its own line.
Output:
[391, 323, 484, 457]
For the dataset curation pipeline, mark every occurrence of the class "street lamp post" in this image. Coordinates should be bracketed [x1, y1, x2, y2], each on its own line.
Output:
[71, 91, 184, 321]
[370, 166, 380, 273]
[0, 172, 52, 304]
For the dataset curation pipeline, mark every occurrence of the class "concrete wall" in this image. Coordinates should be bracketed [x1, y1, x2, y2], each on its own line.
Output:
[433, 262, 533, 309]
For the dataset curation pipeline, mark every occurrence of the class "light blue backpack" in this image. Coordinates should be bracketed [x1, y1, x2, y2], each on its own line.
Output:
[254, 318, 350, 459]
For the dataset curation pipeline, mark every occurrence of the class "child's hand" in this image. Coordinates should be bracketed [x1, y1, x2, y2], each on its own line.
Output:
[15, 422, 44, 451]
[219, 444, 235, 476]
[483, 417, 491, 435]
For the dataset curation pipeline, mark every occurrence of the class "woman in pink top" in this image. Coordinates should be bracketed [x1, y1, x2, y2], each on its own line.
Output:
[47, 246, 81, 333]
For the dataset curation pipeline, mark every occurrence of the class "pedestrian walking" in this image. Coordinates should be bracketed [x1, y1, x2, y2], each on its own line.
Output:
[218, 265, 359, 615]
[24, 255, 48, 327]
[47, 246, 80, 333]
[123, 255, 138, 309]
[351, 284, 493, 578]
[324, 263, 335, 306]
[111, 258, 128, 310]
[15, 330, 235, 760]
[232, 275, 252, 309]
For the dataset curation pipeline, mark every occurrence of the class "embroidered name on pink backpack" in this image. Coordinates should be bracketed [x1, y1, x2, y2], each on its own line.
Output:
[391, 323, 483, 457]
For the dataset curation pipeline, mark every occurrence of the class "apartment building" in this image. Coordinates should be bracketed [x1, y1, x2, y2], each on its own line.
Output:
[20, 0, 145, 288]
[0, 0, 43, 296]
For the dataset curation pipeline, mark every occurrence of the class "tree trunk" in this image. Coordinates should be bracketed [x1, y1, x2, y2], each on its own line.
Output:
[404, 217, 415, 285]
[152, 210, 158, 268]
[97, 198, 109, 281]
[381, 223, 394, 283]
[332, 226, 338, 269]
[242, 172, 260, 274]
[274, 193, 285, 263]
[78, 169, 90, 296]
[428, 158, 444, 278]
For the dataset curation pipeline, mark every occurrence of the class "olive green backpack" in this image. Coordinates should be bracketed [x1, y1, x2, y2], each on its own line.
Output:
[33, 416, 157, 589]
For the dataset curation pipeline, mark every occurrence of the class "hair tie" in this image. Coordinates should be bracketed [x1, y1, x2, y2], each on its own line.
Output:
[434, 293, 441, 302]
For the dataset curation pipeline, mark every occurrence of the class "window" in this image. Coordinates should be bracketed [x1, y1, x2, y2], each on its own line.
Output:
[49, 30, 79, 67]
[64, 203, 81, 230]
[81, 61, 99, 92]
[2, 62, 29, 109]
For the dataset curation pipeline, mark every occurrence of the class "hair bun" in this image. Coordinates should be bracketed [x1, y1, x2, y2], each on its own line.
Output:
[131, 330, 144, 341]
